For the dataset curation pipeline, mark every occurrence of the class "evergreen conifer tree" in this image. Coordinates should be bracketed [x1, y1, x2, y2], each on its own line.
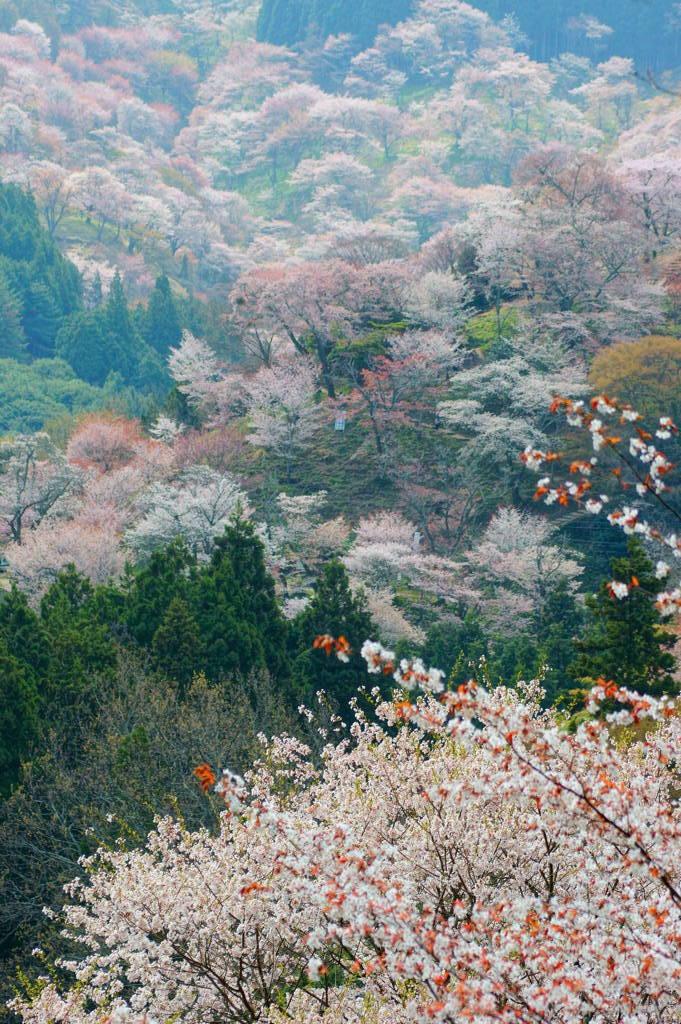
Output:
[123, 541, 196, 648]
[291, 560, 375, 715]
[39, 567, 118, 707]
[0, 270, 27, 359]
[423, 610, 489, 685]
[0, 585, 50, 686]
[152, 596, 200, 700]
[535, 580, 584, 705]
[142, 275, 182, 354]
[105, 271, 138, 379]
[195, 519, 291, 685]
[0, 637, 39, 794]
[55, 310, 115, 384]
[571, 538, 677, 697]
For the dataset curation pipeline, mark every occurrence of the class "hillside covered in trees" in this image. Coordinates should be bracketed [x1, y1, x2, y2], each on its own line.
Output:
[1, 1, 681, 1021]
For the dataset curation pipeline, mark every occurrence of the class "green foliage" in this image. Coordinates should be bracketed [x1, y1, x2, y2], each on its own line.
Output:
[141, 275, 183, 354]
[56, 272, 168, 392]
[571, 538, 677, 698]
[464, 308, 519, 351]
[257, 0, 413, 48]
[423, 610, 489, 685]
[121, 541, 196, 648]
[0, 587, 49, 685]
[0, 184, 172, 407]
[195, 519, 292, 685]
[533, 579, 584, 704]
[0, 270, 27, 359]
[38, 567, 119, 706]
[152, 597, 200, 700]
[0, 358, 145, 434]
[0, 637, 40, 795]
[0, 183, 81, 358]
[55, 310, 118, 385]
[291, 560, 376, 715]
[121, 524, 292, 691]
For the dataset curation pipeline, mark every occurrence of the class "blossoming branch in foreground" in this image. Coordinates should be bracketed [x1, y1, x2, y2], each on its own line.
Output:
[522, 393, 681, 615]
[15, 635, 681, 1024]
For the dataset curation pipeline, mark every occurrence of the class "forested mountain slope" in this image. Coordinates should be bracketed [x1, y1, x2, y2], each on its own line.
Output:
[1, 3, 681, 1018]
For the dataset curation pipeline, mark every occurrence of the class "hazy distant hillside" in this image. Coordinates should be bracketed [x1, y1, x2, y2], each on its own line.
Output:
[256, 0, 681, 71]
[474, 0, 681, 71]
[257, 0, 414, 49]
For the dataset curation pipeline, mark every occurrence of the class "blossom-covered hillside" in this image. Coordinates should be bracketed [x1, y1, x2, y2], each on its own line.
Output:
[1, 2, 681, 1021]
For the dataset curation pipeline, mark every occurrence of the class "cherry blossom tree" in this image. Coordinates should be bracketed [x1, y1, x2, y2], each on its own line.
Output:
[66, 415, 150, 474]
[343, 330, 461, 457]
[289, 153, 376, 223]
[522, 392, 681, 616]
[125, 465, 247, 562]
[572, 56, 638, 132]
[168, 331, 238, 425]
[616, 156, 681, 259]
[230, 261, 392, 398]
[21, 161, 75, 236]
[467, 506, 582, 634]
[403, 270, 471, 332]
[243, 358, 322, 479]
[439, 341, 587, 505]
[6, 513, 124, 598]
[17, 652, 681, 1024]
[0, 434, 80, 544]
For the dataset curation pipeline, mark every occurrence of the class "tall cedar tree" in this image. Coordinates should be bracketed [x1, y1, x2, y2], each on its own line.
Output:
[142, 274, 182, 354]
[152, 596, 200, 700]
[571, 538, 677, 698]
[0, 270, 27, 359]
[122, 541, 196, 648]
[291, 560, 375, 717]
[104, 271, 137, 380]
[0, 585, 50, 685]
[195, 518, 291, 686]
[0, 637, 39, 794]
[39, 567, 118, 707]
[0, 183, 81, 358]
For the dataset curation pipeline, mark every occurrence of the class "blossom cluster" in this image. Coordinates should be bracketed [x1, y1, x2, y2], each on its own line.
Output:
[522, 393, 681, 615]
[15, 655, 681, 1024]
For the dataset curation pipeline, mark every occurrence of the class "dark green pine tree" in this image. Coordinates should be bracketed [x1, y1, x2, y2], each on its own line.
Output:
[535, 579, 584, 705]
[152, 596, 201, 700]
[291, 560, 376, 716]
[0, 585, 50, 685]
[422, 609, 489, 686]
[55, 310, 115, 385]
[0, 269, 27, 359]
[0, 636, 40, 795]
[195, 518, 291, 686]
[104, 271, 138, 380]
[39, 567, 118, 708]
[571, 538, 677, 698]
[20, 280, 60, 358]
[142, 274, 182, 354]
[123, 540, 196, 648]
